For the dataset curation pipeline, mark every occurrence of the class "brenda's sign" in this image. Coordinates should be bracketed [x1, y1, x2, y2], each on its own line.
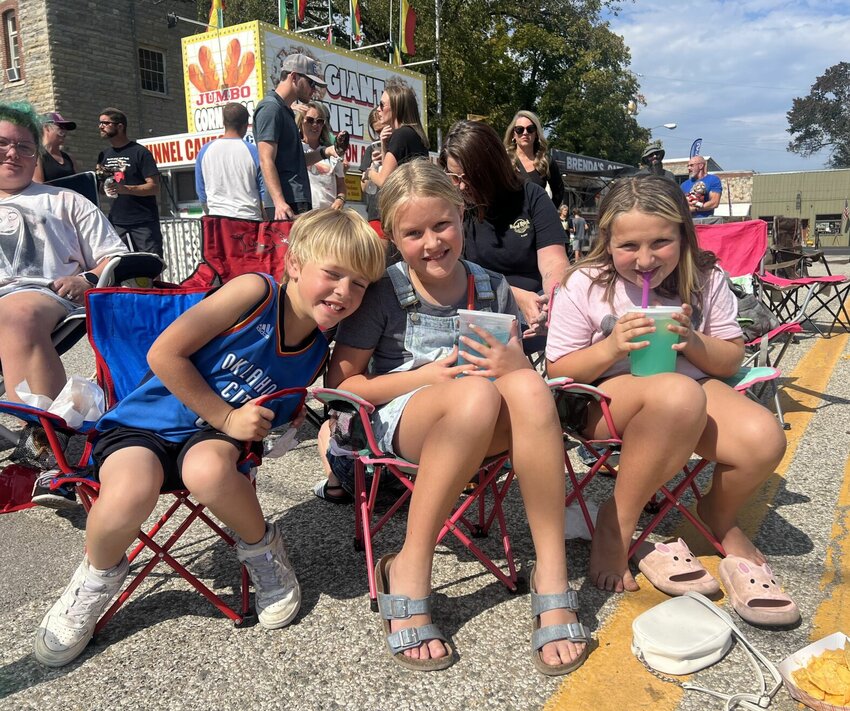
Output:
[551, 149, 634, 176]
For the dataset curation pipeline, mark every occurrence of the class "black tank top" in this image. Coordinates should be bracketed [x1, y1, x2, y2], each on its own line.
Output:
[41, 150, 76, 182]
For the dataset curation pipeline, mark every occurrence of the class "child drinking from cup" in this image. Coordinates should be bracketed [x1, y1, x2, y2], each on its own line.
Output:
[326, 159, 590, 674]
[546, 176, 799, 628]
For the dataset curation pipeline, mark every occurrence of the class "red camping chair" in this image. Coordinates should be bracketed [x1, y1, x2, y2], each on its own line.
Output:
[695, 219, 803, 428]
[550, 367, 782, 558]
[312, 388, 520, 611]
[182, 215, 292, 288]
[0, 287, 308, 632]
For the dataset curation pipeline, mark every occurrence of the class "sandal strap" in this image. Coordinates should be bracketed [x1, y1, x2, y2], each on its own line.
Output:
[532, 622, 591, 652]
[386, 623, 447, 654]
[377, 591, 431, 620]
[531, 589, 579, 616]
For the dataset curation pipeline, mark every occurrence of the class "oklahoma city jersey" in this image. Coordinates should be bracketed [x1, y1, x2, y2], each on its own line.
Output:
[97, 274, 328, 442]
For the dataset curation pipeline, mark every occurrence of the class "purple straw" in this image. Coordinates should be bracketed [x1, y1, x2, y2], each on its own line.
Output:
[641, 272, 651, 308]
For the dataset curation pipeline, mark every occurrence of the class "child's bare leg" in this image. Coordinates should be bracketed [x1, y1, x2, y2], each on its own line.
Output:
[694, 379, 787, 562]
[85, 448, 164, 569]
[494, 369, 584, 666]
[587, 373, 708, 592]
[389, 377, 502, 662]
[180, 439, 265, 544]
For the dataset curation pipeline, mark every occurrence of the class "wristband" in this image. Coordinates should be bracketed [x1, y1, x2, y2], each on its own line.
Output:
[336, 193, 346, 203]
[319, 146, 328, 159]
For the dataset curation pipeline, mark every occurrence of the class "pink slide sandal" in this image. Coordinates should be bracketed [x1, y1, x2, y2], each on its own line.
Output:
[632, 538, 720, 596]
[718, 556, 801, 627]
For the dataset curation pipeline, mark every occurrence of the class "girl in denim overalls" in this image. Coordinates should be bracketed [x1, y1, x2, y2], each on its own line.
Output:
[327, 161, 590, 675]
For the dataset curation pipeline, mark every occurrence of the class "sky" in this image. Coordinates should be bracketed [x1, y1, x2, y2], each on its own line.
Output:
[605, 0, 850, 174]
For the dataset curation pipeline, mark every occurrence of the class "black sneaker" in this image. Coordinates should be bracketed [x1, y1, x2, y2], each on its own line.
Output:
[31, 471, 78, 509]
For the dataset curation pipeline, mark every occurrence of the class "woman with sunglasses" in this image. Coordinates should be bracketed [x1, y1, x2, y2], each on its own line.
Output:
[504, 110, 564, 208]
[361, 81, 428, 190]
[440, 120, 569, 341]
[296, 102, 347, 210]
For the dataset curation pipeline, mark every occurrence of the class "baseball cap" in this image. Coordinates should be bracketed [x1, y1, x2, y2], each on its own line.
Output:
[281, 53, 327, 86]
[41, 111, 77, 130]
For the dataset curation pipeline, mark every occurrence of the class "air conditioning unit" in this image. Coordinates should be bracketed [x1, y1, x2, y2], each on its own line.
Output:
[6, 67, 20, 82]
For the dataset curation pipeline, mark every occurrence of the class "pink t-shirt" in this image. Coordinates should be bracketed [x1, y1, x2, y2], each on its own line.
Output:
[546, 266, 743, 381]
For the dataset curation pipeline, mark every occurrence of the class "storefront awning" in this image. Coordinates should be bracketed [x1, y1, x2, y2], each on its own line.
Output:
[551, 149, 634, 177]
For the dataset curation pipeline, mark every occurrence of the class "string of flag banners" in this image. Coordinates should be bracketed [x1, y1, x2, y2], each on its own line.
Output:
[209, 0, 417, 63]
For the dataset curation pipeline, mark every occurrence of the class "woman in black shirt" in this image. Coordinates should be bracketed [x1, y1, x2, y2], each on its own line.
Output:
[503, 110, 564, 208]
[33, 111, 77, 183]
[440, 120, 569, 337]
[362, 81, 428, 190]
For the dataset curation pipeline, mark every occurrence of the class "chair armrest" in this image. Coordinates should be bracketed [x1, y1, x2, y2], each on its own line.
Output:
[97, 253, 165, 286]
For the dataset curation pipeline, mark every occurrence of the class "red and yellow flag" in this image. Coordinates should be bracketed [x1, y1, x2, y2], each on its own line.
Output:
[351, 0, 362, 41]
[400, 0, 416, 56]
[297, 0, 307, 22]
[208, 0, 224, 28]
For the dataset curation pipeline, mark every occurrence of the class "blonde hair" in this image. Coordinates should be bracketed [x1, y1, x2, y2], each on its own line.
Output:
[567, 175, 716, 307]
[285, 208, 386, 284]
[295, 101, 332, 146]
[378, 159, 463, 241]
[504, 110, 549, 178]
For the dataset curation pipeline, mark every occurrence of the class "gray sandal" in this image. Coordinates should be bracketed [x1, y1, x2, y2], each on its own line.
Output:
[375, 554, 455, 671]
[529, 563, 591, 676]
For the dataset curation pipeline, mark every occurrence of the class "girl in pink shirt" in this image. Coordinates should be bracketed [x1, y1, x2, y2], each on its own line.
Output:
[546, 176, 798, 627]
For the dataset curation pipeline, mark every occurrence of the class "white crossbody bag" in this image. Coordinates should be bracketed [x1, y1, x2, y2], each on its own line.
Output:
[632, 592, 783, 710]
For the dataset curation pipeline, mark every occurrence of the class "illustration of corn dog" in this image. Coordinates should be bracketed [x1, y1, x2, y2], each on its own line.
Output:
[237, 52, 255, 85]
[224, 38, 240, 87]
[198, 45, 219, 91]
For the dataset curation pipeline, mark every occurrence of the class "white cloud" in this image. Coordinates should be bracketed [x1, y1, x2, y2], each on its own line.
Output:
[607, 0, 850, 171]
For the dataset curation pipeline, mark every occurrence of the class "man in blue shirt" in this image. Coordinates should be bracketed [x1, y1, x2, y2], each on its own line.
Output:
[681, 156, 722, 218]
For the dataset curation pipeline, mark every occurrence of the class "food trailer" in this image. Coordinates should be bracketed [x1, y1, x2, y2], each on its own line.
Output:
[140, 20, 427, 218]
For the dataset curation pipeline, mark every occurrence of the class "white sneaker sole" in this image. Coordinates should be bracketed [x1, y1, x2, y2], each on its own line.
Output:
[257, 583, 302, 630]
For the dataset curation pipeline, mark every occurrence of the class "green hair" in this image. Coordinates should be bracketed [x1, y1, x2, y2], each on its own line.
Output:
[0, 101, 41, 143]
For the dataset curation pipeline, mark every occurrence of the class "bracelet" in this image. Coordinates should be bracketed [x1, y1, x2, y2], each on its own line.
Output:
[319, 146, 328, 160]
[336, 194, 346, 203]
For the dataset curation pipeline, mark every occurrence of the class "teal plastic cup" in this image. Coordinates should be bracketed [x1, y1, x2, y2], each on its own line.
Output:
[456, 309, 516, 377]
[627, 306, 681, 376]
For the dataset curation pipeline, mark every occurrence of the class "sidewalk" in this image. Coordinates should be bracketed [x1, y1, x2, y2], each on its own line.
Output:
[1, 259, 848, 711]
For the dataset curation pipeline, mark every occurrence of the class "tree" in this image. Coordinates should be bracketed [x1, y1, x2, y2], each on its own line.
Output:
[198, 0, 649, 164]
[787, 62, 850, 169]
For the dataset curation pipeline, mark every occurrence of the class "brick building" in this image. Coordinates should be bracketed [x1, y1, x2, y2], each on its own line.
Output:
[0, 0, 197, 170]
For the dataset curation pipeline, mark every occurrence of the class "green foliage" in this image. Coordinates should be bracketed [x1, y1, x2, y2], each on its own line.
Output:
[200, 0, 650, 164]
[787, 62, 850, 169]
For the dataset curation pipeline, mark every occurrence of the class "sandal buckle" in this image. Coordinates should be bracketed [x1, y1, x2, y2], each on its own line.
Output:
[398, 626, 420, 646]
[389, 596, 410, 619]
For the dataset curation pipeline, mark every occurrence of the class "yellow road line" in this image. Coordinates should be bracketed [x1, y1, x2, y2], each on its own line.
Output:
[811, 448, 850, 639]
[545, 331, 848, 711]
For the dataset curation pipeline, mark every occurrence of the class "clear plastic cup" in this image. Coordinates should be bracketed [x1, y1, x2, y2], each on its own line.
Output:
[456, 309, 516, 375]
[627, 306, 681, 376]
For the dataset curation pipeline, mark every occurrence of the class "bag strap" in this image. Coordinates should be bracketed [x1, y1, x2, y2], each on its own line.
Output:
[681, 592, 783, 711]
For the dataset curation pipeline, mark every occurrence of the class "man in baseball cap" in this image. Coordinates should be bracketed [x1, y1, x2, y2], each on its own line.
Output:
[254, 53, 340, 219]
[280, 53, 327, 87]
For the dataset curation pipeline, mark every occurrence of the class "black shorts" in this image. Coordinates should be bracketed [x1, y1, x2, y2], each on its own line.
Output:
[92, 426, 261, 491]
[111, 220, 164, 257]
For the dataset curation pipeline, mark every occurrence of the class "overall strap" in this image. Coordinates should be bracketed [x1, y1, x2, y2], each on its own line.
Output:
[387, 261, 418, 309]
[463, 260, 496, 308]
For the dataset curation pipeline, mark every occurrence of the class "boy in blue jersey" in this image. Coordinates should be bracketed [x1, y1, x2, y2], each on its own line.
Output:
[33, 208, 387, 667]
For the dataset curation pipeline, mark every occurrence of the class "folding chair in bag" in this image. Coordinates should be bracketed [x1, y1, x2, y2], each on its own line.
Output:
[0, 286, 309, 632]
[182, 215, 291, 288]
[312, 387, 521, 611]
[549, 366, 782, 558]
[695, 220, 802, 429]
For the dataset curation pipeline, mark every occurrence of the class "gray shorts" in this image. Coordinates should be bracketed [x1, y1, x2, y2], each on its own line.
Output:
[370, 387, 426, 454]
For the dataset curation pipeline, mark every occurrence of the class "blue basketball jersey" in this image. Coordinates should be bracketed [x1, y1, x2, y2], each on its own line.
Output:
[97, 274, 327, 441]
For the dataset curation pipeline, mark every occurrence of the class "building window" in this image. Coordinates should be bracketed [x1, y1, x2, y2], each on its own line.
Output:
[814, 214, 841, 236]
[3, 9, 21, 81]
[138, 47, 166, 94]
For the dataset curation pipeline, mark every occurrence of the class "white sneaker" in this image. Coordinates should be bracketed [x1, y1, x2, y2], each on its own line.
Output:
[33, 556, 129, 667]
[237, 524, 301, 629]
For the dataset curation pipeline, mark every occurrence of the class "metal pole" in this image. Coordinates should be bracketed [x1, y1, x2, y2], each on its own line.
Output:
[389, 0, 394, 64]
[435, 0, 442, 148]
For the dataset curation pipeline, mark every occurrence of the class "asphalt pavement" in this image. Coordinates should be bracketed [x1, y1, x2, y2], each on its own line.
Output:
[1, 257, 848, 711]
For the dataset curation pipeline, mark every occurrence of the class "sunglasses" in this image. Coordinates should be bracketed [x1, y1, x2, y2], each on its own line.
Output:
[513, 124, 537, 136]
[304, 117, 325, 126]
[98, 120, 119, 126]
[0, 137, 37, 158]
[445, 171, 466, 187]
[377, 100, 386, 110]
[297, 74, 318, 90]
